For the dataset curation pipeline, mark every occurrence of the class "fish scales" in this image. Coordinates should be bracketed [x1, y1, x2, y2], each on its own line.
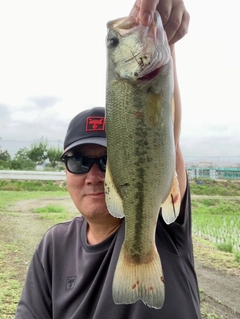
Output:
[105, 11, 181, 309]
[107, 80, 174, 253]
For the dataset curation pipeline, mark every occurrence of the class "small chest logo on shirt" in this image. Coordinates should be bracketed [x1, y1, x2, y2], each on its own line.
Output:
[65, 276, 76, 290]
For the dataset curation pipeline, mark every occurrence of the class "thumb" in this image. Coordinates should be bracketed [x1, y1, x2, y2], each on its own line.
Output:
[140, 0, 159, 25]
[130, 0, 159, 26]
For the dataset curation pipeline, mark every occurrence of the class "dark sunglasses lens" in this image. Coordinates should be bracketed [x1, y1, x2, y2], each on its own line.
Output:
[67, 157, 90, 174]
[99, 156, 107, 172]
[66, 156, 107, 174]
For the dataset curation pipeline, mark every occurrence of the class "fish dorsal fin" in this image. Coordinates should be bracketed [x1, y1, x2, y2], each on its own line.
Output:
[105, 163, 125, 218]
[161, 172, 181, 224]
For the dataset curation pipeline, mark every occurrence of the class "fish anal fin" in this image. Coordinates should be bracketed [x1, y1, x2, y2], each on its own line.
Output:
[161, 172, 181, 224]
[104, 163, 125, 218]
[112, 245, 165, 309]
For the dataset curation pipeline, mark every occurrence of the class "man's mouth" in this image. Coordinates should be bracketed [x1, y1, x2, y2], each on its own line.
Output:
[86, 192, 105, 197]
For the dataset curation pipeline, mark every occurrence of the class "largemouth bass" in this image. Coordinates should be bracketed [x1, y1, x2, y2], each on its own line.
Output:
[105, 11, 180, 309]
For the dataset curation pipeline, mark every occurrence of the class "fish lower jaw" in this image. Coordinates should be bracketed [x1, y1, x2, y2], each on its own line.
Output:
[137, 66, 162, 81]
[116, 64, 162, 82]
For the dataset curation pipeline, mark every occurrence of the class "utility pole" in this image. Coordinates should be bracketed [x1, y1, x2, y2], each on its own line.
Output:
[57, 139, 62, 150]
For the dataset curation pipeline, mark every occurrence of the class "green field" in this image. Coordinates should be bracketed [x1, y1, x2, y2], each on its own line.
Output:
[192, 198, 240, 253]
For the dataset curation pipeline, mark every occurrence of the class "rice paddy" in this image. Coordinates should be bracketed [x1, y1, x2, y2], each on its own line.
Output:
[192, 197, 240, 253]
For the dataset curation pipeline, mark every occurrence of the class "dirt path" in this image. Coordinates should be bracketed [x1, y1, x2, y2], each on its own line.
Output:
[2, 197, 240, 319]
[195, 261, 240, 318]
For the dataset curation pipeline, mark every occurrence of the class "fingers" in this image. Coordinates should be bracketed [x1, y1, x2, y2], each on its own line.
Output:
[139, 0, 160, 25]
[130, 0, 190, 43]
[158, 1, 190, 44]
[156, 2, 171, 27]
[165, 3, 190, 44]
[168, 10, 190, 45]
[129, 0, 141, 19]
[130, 0, 159, 25]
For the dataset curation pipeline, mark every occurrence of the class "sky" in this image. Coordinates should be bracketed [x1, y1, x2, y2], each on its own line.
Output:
[0, 0, 239, 165]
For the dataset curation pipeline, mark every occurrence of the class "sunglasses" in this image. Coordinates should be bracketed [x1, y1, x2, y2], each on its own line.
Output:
[61, 155, 107, 174]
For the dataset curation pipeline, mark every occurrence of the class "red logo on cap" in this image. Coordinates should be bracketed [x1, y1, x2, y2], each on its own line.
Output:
[86, 117, 105, 131]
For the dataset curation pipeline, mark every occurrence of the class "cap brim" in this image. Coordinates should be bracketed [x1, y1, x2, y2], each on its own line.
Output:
[60, 137, 107, 159]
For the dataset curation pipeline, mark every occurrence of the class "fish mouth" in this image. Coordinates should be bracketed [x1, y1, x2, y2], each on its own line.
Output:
[138, 67, 161, 81]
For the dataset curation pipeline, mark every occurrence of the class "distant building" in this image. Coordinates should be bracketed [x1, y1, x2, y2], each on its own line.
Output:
[186, 161, 240, 180]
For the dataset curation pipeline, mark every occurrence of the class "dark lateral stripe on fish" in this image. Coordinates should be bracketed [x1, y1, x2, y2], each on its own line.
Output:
[130, 115, 149, 262]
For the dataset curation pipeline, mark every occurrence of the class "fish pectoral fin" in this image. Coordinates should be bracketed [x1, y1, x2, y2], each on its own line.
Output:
[112, 245, 165, 309]
[104, 163, 125, 218]
[161, 172, 181, 224]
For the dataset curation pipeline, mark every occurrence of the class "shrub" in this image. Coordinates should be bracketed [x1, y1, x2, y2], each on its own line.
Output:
[216, 243, 233, 253]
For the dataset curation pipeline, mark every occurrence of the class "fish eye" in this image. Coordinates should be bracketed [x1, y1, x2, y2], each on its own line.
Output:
[108, 37, 119, 48]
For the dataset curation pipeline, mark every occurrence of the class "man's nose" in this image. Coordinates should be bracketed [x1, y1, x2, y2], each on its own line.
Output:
[85, 163, 105, 184]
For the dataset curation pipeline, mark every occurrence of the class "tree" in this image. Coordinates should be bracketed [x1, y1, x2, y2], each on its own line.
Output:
[0, 150, 11, 169]
[47, 147, 62, 168]
[11, 147, 35, 170]
[27, 137, 48, 165]
[0, 150, 11, 162]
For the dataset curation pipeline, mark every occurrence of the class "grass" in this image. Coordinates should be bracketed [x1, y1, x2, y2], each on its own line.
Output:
[0, 240, 23, 317]
[190, 178, 240, 196]
[201, 305, 223, 319]
[217, 243, 233, 253]
[0, 190, 68, 210]
[0, 183, 74, 318]
[192, 198, 240, 254]
[33, 205, 76, 222]
[193, 236, 240, 274]
[0, 179, 67, 191]
[235, 253, 240, 262]
[0, 220, 28, 317]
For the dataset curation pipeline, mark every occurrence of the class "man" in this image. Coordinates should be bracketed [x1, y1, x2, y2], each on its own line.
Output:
[16, 1, 201, 318]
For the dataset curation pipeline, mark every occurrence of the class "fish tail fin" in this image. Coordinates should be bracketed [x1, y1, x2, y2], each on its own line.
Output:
[161, 171, 181, 224]
[112, 245, 165, 309]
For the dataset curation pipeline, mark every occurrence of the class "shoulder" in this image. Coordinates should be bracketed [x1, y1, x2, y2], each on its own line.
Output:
[47, 216, 83, 236]
[37, 216, 84, 253]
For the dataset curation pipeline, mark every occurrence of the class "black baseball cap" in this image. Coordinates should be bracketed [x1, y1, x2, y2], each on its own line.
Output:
[60, 107, 106, 158]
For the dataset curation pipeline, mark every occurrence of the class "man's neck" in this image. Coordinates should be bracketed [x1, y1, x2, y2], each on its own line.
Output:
[86, 220, 122, 245]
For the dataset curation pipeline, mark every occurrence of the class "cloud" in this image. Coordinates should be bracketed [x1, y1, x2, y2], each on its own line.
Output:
[1, 116, 68, 157]
[0, 103, 11, 119]
[0, 101, 69, 157]
[25, 95, 62, 109]
[203, 125, 229, 134]
[182, 134, 240, 165]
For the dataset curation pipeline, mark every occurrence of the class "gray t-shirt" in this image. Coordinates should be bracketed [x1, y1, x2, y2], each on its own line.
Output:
[15, 183, 201, 318]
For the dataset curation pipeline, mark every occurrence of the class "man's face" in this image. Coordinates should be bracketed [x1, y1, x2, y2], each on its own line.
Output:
[65, 144, 114, 223]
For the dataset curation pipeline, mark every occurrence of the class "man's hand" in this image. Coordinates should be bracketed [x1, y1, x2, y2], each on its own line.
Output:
[130, 0, 190, 44]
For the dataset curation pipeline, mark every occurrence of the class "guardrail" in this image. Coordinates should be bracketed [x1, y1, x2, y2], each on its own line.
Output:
[0, 170, 66, 181]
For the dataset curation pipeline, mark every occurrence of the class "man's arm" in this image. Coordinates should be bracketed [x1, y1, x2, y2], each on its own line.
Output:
[171, 45, 187, 201]
[15, 250, 52, 319]
[130, 0, 190, 44]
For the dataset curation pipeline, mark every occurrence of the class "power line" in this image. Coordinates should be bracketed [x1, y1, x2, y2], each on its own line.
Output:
[0, 139, 63, 143]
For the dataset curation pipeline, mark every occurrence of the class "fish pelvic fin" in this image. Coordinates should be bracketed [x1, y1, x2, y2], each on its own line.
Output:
[112, 245, 165, 309]
[161, 172, 181, 224]
[104, 163, 125, 218]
